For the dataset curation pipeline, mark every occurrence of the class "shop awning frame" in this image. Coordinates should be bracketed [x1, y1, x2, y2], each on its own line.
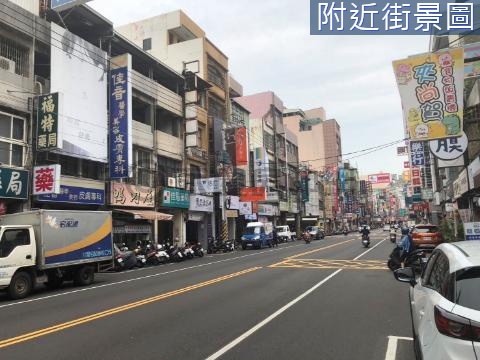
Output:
[114, 209, 173, 221]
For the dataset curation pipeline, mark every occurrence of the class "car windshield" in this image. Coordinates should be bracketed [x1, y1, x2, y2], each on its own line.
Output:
[307, 227, 317, 231]
[455, 267, 480, 311]
[245, 227, 261, 235]
[414, 226, 438, 233]
[276, 227, 286, 232]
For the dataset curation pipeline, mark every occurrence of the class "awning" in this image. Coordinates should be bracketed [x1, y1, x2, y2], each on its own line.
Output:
[114, 209, 173, 221]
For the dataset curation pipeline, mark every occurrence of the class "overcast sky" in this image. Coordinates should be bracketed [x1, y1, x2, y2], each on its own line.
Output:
[90, 0, 429, 176]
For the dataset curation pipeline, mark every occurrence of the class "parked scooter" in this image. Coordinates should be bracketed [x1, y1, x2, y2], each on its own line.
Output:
[165, 243, 184, 262]
[182, 244, 195, 259]
[191, 243, 205, 257]
[343, 229, 348, 236]
[361, 234, 370, 248]
[222, 240, 234, 252]
[207, 238, 223, 254]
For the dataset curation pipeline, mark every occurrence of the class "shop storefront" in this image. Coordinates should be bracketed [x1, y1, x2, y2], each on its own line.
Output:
[159, 187, 189, 245]
[0, 167, 29, 214]
[110, 182, 172, 247]
[189, 194, 213, 246]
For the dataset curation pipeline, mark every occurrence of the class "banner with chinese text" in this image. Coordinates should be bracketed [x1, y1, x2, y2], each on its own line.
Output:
[109, 54, 133, 179]
[37, 92, 61, 151]
[110, 182, 154, 208]
[393, 48, 464, 141]
[37, 185, 104, 205]
[33, 164, 61, 195]
[0, 167, 28, 199]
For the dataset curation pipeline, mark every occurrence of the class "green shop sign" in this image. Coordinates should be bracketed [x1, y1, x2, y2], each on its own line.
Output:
[162, 188, 190, 208]
[0, 167, 29, 199]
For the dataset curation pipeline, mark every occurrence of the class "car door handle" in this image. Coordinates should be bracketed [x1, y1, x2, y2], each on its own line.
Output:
[26, 255, 32, 259]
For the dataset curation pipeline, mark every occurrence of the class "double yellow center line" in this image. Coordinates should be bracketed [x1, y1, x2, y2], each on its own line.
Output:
[0, 267, 261, 349]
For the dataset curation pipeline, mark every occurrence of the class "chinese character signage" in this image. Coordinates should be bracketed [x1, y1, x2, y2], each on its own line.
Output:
[0, 167, 28, 199]
[429, 131, 468, 160]
[239, 202, 252, 215]
[109, 57, 132, 179]
[393, 48, 464, 141]
[301, 171, 309, 202]
[110, 182, 154, 208]
[33, 165, 61, 195]
[396, 146, 408, 156]
[367, 173, 391, 184]
[404, 161, 410, 169]
[236, 127, 248, 166]
[37, 92, 61, 151]
[189, 195, 214, 212]
[410, 142, 425, 167]
[240, 187, 266, 202]
[311, 2, 475, 35]
[36, 185, 104, 205]
[253, 147, 269, 187]
[464, 222, 480, 241]
[162, 188, 190, 209]
[194, 177, 223, 194]
[411, 168, 422, 187]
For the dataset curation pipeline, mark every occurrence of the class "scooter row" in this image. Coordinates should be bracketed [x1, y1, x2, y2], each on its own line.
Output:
[114, 241, 205, 271]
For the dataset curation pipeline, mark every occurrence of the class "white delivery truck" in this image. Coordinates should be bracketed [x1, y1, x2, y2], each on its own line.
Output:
[0, 210, 114, 299]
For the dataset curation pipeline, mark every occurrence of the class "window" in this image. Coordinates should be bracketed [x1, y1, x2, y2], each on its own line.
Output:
[424, 251, 452, 299]
[189, 165, 201, 192]
[143, 38, 152, 51]
[0, 229, 30, 258]
[135, 148, 151, 187]
[0, 35, 30, 77]
[156, 108, 180, 137]
[0, 111, 26, 167]
[207, 57, 226, 89]
[455, 267, 480, 311]
[157, 155, 182, 186]
[208, 95, 226, 121]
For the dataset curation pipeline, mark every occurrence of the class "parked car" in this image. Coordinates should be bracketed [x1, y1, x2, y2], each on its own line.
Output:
[276, 225, 294, 242]
[394, 241, 480, 360]
[411, 224, 442, 248]
[383, 225, 391, 232]
[306, 226, 324, 240]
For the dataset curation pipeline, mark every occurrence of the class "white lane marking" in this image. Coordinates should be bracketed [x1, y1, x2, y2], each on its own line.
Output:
[385, 336, 413, 360]
[204, 238, 387, 360]
[0, 242, 312, 309]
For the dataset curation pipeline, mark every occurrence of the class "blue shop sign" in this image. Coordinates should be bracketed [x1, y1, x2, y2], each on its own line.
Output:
[37, 185, 104, 205]
[0, 167, 29, 199]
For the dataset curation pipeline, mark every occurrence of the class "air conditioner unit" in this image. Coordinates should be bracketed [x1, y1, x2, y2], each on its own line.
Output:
[0, 56, 15, 73]
[167, 177, 176, 187]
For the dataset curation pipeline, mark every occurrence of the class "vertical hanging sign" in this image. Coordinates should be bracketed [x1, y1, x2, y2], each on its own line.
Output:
[109, 54, 133, 179]
[37, 92, 62, 151]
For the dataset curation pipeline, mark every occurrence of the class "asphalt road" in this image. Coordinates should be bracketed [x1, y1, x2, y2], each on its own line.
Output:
[0, 230, 415, 360]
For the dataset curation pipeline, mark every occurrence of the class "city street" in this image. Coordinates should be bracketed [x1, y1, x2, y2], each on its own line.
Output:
[0, 230, 414, 360]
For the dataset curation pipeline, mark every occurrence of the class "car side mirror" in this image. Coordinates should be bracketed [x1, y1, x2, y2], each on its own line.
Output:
[394, 267, 416, 286]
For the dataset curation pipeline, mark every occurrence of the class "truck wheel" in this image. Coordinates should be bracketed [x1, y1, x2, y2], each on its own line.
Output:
[45, 273, 64, 290]
[73, 266, 94, 286]
[9, 271, 32, 299]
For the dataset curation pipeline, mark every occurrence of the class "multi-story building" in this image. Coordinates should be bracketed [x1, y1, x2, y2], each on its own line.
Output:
[235, 91, 300, 231]
[117, 9, 230, 241]
[283, 107, 343, 231]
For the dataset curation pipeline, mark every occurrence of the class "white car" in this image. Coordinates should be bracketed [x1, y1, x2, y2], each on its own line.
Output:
[395, 241, 480, 360]
[383, 225, 391, 232]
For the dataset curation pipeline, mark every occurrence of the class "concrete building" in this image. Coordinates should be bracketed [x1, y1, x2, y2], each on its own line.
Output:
[235, 91, 300, 231]
[117, 9, 231, 241]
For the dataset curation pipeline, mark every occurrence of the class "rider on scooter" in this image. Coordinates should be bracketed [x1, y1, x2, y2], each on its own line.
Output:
[360, 225, 370, 239]
[398, 227, 414, 267]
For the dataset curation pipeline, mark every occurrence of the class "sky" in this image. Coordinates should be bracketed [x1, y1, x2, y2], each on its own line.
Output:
[89, 0, 430, 176]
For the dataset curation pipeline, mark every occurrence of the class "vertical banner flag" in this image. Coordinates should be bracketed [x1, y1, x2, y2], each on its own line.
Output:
[110, 55, 133, 179]
[393, 48, 464, 141]
[37, 92, 61, 151]
[235, 127, 248, 166]
[410, 142, 425, 167]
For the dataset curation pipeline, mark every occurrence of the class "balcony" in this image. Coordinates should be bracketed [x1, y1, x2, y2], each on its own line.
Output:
[186, 147, 208, 162]
[131, 70, 182, 117]
[155, 130, 183, 160]
[133, 120, 154, 148]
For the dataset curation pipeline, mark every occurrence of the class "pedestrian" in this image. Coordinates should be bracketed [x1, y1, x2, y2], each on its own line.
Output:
[272, 228, 279, 247]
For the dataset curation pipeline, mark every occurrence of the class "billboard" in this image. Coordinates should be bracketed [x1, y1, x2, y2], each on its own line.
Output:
[51, 23, 108, 162]
[240, 187, 266, 202]
[37, 93, 61, 151]
[367, 173, 391, 184]
[110, 182, 155, 208]
[393, 48, 464, 141]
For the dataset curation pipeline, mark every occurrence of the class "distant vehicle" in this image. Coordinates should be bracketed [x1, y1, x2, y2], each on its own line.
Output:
[276, 225, 294, 242]
[306, 226, 324, 240]
[383, 225, 391, 232]
[411, 224, 442, 248]
[0, 210, 114, 299]
[394, 241, 480, 360]
[394, 224, 399, 229]
[241, 222, 273, 249]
